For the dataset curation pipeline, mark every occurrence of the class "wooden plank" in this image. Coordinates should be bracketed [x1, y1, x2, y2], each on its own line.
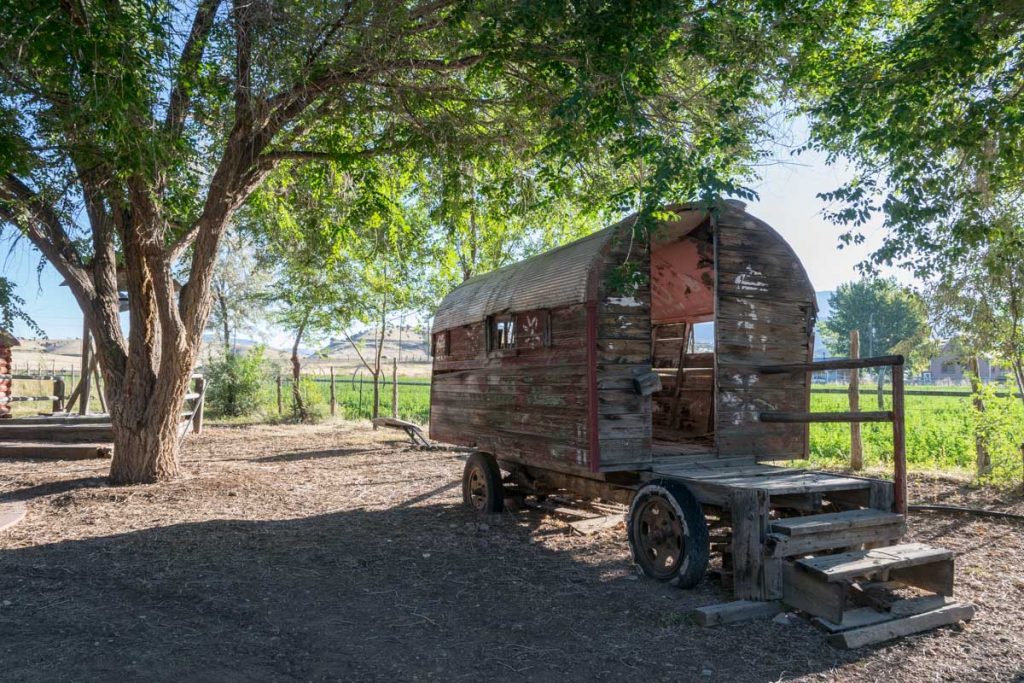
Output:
[0, 441, 112, 460]
[782, 562, 846, 623]
[771, 509, 905, 537]
[827, 603, 975, 649]
[691, 600, 783, 626]
[568, 513, 624, 535]
[759, 355, 904, 374]
[812, 607, 893, 634]
[797, 543, 953, 583]
[770, 524, 907, 558]
[759, 411, 893, 424]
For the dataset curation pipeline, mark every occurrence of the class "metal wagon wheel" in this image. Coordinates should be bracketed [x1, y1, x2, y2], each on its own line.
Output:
[627, 480, 709, 588]
[462, 452, 504, 513]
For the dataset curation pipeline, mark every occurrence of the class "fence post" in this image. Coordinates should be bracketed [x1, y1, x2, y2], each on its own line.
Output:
[849, 330, 863, 471]
[52, 377, 65, 413]
[358, 373, 363, 417]
[391, 358, 398, 419]
[330, 366, 336, 417]
[892, 359, 907, 516]
[78, 324, 91, 415]
[193, 376, 205, 435]
[276, 373, 283, 415]
[968, 357, 990, 475]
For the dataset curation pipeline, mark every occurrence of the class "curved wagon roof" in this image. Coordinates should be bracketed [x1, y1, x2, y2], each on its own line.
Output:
[433, 203, 814, 331]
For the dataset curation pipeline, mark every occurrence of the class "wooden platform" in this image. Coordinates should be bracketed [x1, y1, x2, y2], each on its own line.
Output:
[647, 460, 871, 505]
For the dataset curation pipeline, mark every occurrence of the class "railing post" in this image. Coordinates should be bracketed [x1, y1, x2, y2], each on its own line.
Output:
[329, 366, 336, 417]
[276, 373, 283, 415]
[192, 376, 205, 435]
[892, 359, 907, 515]
[52, 377, 65, 413]
[391, 358, 398, 419]
[849, 330, 862, 471]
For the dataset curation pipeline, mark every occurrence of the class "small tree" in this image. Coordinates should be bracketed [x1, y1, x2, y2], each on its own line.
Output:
[205, 345, 266, 418]
[822, 279, 932, 408]
[928, 221, 1024, 412]
[207, 230, 261, 355]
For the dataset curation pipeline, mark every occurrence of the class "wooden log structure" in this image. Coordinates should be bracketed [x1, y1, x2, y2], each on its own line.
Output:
[0, 329, 19, 419]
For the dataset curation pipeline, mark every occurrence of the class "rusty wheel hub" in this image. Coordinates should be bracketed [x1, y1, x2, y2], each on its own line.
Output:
[635, 497, 684, 578]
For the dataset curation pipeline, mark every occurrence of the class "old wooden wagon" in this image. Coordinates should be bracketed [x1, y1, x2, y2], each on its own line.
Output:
[429, 201, 971, 645]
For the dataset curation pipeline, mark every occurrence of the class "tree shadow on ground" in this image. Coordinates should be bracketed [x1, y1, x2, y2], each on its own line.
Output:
[0, 476, 108, 503]
[0, 501, 893, 682]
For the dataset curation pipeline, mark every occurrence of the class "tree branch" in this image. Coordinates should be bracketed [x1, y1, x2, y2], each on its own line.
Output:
[232, 0, 253, 118]
[165, 0, 223, 137]
[0, 174, 88, 281]
[256, 143, 402, 167]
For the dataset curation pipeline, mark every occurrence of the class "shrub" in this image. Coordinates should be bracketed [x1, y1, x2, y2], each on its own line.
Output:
[205, 346, 267, 417]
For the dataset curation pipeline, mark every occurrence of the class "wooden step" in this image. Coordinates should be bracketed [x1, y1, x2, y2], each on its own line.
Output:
[797, 543, 953, 583]
[768, 509, 906, 557]
[0, 441, 112, 460]
[0, 423, 114, 443]
[771, 509, 904, 536]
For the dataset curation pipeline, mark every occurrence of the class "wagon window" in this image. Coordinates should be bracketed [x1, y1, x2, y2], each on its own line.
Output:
[487, 315, 516, 351]
[432, 330, 450, 357]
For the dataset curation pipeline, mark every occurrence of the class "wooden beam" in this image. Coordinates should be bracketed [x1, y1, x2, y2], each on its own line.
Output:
[759, 355, 904, 374]
[827, 603, 975, 649]
[759, 411, 893, 424]
[892, 361, 908, 516]
[691, 600, 783, 626]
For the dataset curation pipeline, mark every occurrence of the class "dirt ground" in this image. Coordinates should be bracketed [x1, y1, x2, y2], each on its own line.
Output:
[0, 423, 1022, 682]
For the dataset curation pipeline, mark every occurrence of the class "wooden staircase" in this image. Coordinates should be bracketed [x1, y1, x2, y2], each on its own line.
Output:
[770, 508, 973, 648]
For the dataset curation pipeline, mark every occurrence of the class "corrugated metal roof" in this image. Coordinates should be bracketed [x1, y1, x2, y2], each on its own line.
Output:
[433, 225, 619, 330]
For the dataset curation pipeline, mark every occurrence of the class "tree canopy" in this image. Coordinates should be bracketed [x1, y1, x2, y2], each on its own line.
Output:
[795, 0, 1024, 275]
[821, 278, 932, 370]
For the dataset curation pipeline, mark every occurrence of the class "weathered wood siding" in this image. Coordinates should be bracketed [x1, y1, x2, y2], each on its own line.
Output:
[430, 305, 593, 473]
[593, 228, 654, 471]
[714, 208, 817, 460]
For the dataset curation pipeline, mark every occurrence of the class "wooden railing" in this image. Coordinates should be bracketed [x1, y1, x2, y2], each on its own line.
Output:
[757, 355, 907, 515]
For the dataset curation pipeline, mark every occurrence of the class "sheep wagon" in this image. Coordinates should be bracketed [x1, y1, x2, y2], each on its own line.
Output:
[429, 201, 970, 644]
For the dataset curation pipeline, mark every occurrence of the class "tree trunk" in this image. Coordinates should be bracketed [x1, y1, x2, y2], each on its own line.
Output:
[107, 362, 192, 484]
[290, 315, 309, 422]
[372, 370, 380, 419]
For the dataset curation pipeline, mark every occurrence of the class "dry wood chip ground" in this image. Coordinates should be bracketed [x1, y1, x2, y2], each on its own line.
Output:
[0, 422, 1022, 682]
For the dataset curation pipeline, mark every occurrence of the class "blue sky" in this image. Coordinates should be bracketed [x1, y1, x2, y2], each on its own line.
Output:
[2, 141, 907, 343]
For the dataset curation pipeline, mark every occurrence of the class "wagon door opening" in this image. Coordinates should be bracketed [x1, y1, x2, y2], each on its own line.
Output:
[649, 218, 716, 452]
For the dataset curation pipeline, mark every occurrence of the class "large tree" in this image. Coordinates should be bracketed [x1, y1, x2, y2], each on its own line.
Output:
[0, 1, 822, 482]
[793, 0, 1024, 275]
